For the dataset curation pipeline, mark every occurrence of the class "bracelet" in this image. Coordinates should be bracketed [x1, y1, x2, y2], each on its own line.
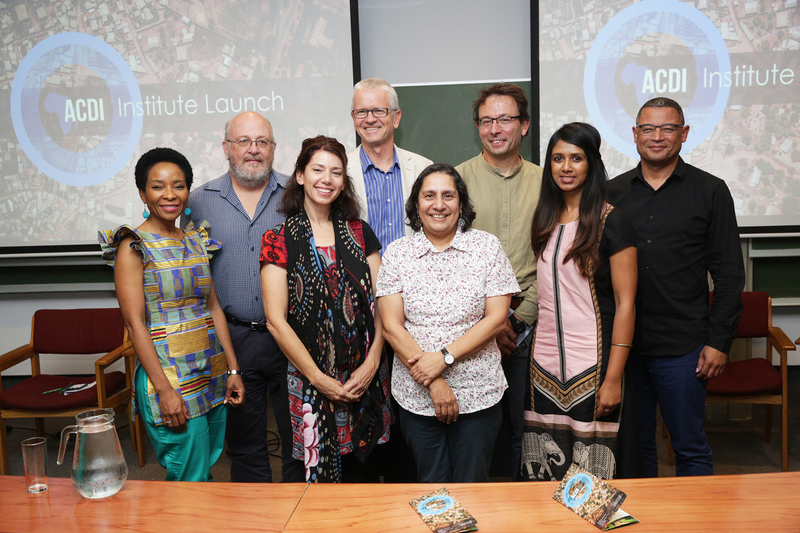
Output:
[611, 343, 633, 348]
[227, 369, 242, 376]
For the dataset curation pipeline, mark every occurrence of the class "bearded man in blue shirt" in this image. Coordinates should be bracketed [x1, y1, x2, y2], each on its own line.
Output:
[185, 111, 303, 483]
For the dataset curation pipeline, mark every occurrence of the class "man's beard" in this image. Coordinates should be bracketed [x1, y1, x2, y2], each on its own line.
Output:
[229, 155, 272, 188]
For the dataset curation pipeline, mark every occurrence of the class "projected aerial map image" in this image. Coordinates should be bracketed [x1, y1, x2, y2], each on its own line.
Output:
[1, 0, 354, 247]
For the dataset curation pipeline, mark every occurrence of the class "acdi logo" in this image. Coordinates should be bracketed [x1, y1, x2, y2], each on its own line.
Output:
[583, 0, 731, 159]
[11, 32, 143, 186]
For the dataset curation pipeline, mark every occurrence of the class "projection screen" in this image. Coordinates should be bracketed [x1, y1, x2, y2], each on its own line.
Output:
[539, 0, 800, 232]
[1, 0, 356, 249]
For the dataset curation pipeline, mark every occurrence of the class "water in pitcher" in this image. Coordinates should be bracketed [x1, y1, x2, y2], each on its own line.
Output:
[58, 408, 128, 499]
[72, 424, 128, 499]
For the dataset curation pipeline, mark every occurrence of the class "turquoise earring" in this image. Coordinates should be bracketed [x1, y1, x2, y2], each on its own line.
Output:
[143, 206, 149, 219]
[184, 207, 191, 216]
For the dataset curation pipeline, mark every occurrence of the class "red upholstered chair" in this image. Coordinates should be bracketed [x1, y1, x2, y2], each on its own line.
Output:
[705, 292, 794, 471]
[0, 308, 145, 474]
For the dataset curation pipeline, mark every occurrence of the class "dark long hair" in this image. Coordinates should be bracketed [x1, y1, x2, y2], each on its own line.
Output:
[405, 163, 476, 232]
[531, 123, 608, 277]
[281, 135, 360, 220]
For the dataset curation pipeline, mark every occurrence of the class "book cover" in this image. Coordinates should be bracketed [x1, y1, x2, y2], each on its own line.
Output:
[409, 487, 478, 533]
[553, 463, 627, 530]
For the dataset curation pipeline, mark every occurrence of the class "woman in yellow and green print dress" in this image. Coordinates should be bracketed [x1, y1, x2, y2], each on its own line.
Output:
[99, 147, 244, 481]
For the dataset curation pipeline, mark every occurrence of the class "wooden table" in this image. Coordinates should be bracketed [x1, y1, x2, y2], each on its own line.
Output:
[285, 473, 800, 532]
[0, 476, 307, 533]
[1, 472, 799, 532]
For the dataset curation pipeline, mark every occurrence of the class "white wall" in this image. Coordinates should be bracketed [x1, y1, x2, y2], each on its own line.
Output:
[357, 0, 530, 84]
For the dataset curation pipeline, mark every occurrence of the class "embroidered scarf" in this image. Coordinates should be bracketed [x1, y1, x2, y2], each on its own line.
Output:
[284, 209, 386, 482]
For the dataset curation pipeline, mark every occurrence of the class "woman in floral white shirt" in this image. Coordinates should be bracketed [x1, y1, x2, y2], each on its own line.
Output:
[377, 163, 520, 483]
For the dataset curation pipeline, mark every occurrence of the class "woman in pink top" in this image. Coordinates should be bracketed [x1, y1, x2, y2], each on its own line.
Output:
[522, 123, 642, 481]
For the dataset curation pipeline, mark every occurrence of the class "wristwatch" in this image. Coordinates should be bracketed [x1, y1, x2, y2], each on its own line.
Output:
[509, 313, 527, 335]
[441, 347, 455, 367]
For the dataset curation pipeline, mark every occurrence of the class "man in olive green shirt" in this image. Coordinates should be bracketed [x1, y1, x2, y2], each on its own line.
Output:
[455, 83, 542, 480]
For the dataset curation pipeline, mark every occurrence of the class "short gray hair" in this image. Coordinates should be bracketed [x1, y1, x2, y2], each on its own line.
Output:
[636, 97, 685, 125]
[352, 77, 399, 111]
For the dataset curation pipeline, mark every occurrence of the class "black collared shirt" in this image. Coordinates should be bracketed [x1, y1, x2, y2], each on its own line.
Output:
[608, 157, 745, 356]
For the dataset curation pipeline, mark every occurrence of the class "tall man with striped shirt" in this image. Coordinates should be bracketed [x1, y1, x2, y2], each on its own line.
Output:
[347, 78, 432, 481]
[347, 78, 432, 251]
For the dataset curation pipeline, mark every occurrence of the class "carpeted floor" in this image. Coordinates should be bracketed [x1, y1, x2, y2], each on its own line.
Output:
[3, 368, 799, 482]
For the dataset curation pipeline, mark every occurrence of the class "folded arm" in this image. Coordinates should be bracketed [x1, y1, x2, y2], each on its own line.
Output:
[408, 294, 512, 386]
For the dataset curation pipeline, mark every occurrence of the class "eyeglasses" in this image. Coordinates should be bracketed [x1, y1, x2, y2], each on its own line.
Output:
[351, 108, 396, 119]
[226, 138, 276, 150]
[477, 115, 521, 128]
[635, 123, 683, 136]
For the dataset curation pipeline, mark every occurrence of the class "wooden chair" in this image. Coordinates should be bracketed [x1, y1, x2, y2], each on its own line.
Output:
[705, 292, 794, 471]
[0, 308, 145, 474]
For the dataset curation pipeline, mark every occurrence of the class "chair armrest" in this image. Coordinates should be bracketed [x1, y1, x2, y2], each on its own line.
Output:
[0, 344, 35, 373]
[768, 326, 796, 357]
[95, 341, 134, 372]
[95, 341, 135, 408]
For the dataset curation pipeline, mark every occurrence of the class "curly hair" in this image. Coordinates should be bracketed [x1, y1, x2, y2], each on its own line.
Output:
[134, 147, 193, 191]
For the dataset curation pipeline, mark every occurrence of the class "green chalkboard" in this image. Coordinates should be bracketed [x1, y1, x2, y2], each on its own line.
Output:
[749, 237, 800, 298]
[752, 257, 800, 298]
[393, 82, 534, 167]
[750, 237, 800, 250]
[752, 237, 800, 298]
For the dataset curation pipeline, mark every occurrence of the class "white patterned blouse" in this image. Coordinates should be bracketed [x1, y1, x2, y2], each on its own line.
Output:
[376, 228, 520, 416]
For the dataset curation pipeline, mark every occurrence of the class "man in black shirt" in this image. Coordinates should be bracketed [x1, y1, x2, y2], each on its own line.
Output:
[608, 97, 744, 477]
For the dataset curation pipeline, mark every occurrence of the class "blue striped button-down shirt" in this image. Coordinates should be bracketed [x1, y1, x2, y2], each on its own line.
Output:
[360, 148, 405, 251]
[184, 170, 288, 322]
